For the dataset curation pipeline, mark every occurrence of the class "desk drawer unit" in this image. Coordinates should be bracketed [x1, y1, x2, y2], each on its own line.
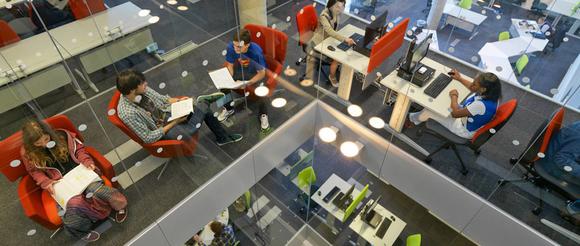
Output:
[0, 64, 71, 113]
[79, 28, 154, 74]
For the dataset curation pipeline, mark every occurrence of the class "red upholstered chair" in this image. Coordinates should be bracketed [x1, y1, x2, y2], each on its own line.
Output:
[0, 20, 21, 48]
[498, 107, 569, 215]
[423, 99, 518, 175]
[68, 0, 106, 20]
[230, 24, 287, 99]
[0, 115, 116, 231]
[107, 91, 204, 178]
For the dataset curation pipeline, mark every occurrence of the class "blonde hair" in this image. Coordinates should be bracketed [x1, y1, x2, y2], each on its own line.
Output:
[22, 120, 69, 168]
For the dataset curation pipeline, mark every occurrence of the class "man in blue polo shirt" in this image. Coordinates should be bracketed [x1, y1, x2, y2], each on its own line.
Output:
[218, 29, 271, 133]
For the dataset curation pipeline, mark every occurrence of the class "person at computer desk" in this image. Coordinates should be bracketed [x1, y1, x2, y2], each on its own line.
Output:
[30, 0, 75, 30]
[218, 28, 271, 133]
[305, 0, 356, 87]
[21, 120, 128, 242]
[116, 69, 243, 146]
[537, 16, 552, 37]
[538, 121, 580, 186]
[408, 69, 502, 139]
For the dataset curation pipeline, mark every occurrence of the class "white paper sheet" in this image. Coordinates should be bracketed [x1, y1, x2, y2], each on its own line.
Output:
[208, 67, 246, 89]
[167, 98, 194, 122]
[52, 165, 101, 209]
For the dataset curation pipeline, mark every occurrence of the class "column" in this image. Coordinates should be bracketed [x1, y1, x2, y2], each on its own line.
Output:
[427, 0, 449, 30]
[237, 0, 268, 27]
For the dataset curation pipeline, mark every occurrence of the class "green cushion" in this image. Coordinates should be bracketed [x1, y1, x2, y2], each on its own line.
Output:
[459, 0, 472, 9]
[516, 55, 529, 75]
[498, 31, 510, 41]
[407, 234, 422, 246]
[297, 166, 316, 189]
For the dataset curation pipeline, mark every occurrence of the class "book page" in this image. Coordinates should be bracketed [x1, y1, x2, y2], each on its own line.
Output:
[52, 165, 101, 209]
[167, 98, 194, 122]
[208, 67, 245, 89]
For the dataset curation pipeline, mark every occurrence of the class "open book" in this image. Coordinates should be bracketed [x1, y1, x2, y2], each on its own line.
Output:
[167, 98, 194, 122]
[208, 67, 246, 89]
[52, 165, 101, 209]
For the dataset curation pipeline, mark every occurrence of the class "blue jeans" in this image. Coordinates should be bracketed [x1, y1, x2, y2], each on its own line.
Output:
[163, 101, 229, 142]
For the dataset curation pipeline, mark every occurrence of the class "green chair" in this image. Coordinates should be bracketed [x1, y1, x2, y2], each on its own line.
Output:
[458, 0, 472, 9]
[406, 234, 422, 246]
[515, 54, 529, 75]
[297, 166, 317, 190]
[244, 191, 251, 210]
[498, 31, 510, 41]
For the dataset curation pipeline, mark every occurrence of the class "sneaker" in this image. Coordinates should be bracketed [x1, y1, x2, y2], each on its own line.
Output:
[115, 208, 128, 223]
[81, 231, 100, 242]
[328, 75, 339, 88]
[197, 92, 225, 104]
[217, 108, 235, 122]
[216, 134, 243, 146]
[260, 114, 270, 130]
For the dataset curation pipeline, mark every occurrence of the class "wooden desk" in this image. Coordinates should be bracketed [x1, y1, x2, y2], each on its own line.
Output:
[380, 57, 471, 132]
[314, 24, 370, 101]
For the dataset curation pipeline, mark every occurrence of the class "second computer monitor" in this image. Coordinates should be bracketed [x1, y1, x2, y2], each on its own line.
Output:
[362, 10, 388, 48]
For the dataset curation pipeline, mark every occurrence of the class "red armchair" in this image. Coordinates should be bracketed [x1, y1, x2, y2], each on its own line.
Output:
[0, 115, 116, 231]
[231, 24, 288, 99]
[68, 0, 106, 20]
[107, 91, 205, 179]
[0, 20, 20, 48]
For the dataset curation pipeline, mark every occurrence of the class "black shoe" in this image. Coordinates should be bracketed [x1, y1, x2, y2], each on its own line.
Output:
[216, 134, 243, 146]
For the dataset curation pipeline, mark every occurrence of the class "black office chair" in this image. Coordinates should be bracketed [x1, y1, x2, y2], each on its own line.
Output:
[422, 99, 518, 175]
[497, 108, 579, 215]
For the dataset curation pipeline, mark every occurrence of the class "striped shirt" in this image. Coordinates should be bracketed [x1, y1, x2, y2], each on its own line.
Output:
[117, 87, 171, 144]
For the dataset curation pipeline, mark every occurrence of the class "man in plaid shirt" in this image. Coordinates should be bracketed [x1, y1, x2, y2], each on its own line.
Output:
[115, 69, 243, 146]
[193, 221, 237, 246]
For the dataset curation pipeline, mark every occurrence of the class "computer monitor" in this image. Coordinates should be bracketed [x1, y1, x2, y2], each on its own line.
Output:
[361, 10, 389, 49]
[366, 195, 381, 215]
[400, 33, 432, 73]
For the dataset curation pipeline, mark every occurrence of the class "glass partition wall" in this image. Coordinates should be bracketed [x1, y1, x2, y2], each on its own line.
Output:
[0, 0, 578, 245]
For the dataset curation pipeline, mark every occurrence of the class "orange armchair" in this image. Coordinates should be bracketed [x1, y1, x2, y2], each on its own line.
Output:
[68, 0, 106, 20]
[0, 115, 116, 231]
[107, 91, 205, 179]
[231, 24, 288, 99]
[0, 20, 20, 48]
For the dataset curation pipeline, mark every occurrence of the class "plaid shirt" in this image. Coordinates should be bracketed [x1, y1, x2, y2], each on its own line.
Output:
[209, 225, 236, 246]
[117, 87, 171, 144]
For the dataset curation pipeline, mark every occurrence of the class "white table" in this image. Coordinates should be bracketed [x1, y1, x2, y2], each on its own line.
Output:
[442, 3, 487, 40]
[0, 2, 154, 113]
[349, 200, 407, 246]
[379, 57, 471, 132]
[311, 174, 363, 223]
[197, 209, 229, 245]
[314, 24, 370, 101]
[478, 53, 518, 85]
[510, 19, 540, 38]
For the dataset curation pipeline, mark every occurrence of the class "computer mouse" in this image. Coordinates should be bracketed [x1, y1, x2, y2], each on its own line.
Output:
[447, 71, 455, 76]
[327, 45, 336, 51]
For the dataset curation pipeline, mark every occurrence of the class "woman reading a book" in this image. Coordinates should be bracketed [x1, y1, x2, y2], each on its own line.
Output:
[21, 120, 128, 242]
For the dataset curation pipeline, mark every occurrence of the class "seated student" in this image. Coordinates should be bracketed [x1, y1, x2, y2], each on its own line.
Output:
[116, 70, 243, 146]
[193, 221, 237, 246]
[30, 0, 75, 30]
[218, 28, 271, 133]
[305, 0, 356, 87]
[21, 120, 128, 242]
[408, 69, 502, 139]
[537, 16, 552, 36]
[538, 121, 580, 186]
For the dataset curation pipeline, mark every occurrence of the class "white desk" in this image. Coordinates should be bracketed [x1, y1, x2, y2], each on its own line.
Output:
[349, 201, 407, 246]
[442, 3, 487, 40]
[314, 24, 369, 101]
[380, 57, 471, 132]
[478, 53, 518, 85]
[0, 2, 154, 113]
[311, 174, 363, 223]
[197, 209, 229, 245]
[510, 19, 540, 37]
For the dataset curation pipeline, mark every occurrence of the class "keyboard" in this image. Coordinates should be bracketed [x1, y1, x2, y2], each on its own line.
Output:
[337, 33, 364, 51]
[424, 73, 452, 98]
[375, 218, 392, 238]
